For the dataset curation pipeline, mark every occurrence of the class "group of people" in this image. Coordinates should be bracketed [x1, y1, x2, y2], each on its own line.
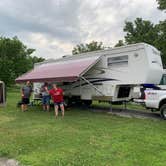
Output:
[21, 81, 65, 118]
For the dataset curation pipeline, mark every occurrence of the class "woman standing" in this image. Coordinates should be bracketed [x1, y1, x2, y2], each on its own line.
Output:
[47, 84, 65, 118]
[41, 82, 50, 111]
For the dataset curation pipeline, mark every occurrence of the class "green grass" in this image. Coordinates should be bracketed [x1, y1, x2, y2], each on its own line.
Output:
[0, 89, 166, 166]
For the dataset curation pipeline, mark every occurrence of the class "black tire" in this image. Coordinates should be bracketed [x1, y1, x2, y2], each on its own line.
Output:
[74, 99, 83, 106]
[82, 100, 92, 107]
[64, 97, 72, 107]
[160, 104, 166, 120]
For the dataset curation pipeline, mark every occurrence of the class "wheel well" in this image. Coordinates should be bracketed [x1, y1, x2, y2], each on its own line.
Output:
[159, 99, 166, 109]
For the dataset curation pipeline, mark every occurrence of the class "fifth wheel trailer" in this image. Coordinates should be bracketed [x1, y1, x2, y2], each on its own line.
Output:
[16, 43, 163, 106]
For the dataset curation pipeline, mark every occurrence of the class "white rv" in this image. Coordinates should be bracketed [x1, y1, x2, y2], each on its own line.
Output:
[0, 81, 6, 106]
[30, 43, 163, 106]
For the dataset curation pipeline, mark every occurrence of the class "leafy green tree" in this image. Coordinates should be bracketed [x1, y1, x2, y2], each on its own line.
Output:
[124, 18, 159, 45]
[114, 40, 125, 47]
[122, 18, 166, 65]
[114, 1, 166, 64]
[72, 41, 104, 55]
[0, 36, 44, 85]
[27, 55, 45, 70]
[156, 0, 166, 10]
[156, 0, 166, 65]
[155, 20, 166, 64]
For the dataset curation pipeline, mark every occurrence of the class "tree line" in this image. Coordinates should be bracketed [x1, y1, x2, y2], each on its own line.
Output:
[0, 37, 44, 85]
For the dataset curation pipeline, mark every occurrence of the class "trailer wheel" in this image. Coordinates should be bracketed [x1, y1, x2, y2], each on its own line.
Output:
[64, 97, 72, 107]
[160, 104, 166, 120]
[82, 100, 92, 107]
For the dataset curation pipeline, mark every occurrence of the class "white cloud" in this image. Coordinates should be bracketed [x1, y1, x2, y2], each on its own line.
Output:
[19, 32, 73, 59]
[0, 0, 165, 59]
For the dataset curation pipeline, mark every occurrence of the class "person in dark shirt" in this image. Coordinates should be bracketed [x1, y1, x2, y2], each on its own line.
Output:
[21, 81, 32, 112]
[46, 83, 65, 118]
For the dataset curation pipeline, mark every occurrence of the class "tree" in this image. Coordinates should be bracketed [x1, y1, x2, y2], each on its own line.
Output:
[27, 55, 45, 70]
[0, 36, 44, 85]
[155, 20, 166, 64]
[156, 0, 166, 65]
[156, 0, 166, 10]
[122, 18, 166, 65]
[114, 1, 166, 64]
[114, 40, 125, 47]
[72, 41, 104, 55]
[124, 18, 159, 45]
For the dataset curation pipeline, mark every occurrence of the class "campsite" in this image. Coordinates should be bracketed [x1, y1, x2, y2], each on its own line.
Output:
[0, 0, 166, 165]
[1, 42, 166, 165]
[0, 87, 166, 166]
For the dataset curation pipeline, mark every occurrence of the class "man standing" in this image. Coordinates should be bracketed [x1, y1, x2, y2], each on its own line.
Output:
[21, 81, 32, 112]
[47, 84, 65, 118]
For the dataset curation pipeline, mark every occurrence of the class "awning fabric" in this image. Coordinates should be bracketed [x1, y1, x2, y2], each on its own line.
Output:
[15, 56, 100, 83]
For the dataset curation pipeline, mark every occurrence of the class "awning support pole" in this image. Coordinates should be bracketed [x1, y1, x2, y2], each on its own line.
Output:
[80, 76, 104, 96]
[79, 77, 82, 94]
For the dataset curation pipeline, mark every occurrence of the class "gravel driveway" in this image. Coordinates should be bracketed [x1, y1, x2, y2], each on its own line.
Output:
[107, 108, 161, 120]
[90, 106, 162, 120]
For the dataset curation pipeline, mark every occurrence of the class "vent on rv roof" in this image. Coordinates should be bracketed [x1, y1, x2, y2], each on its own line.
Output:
[107, 55, 128, 67]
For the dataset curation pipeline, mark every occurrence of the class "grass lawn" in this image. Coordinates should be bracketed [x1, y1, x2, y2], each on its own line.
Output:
[0, 88, 166, 166]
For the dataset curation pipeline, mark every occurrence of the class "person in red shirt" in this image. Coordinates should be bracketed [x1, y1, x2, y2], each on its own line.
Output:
[47, 84, 65, 118]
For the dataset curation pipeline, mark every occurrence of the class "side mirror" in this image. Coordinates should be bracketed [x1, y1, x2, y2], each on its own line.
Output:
[0, 81, 6, 106]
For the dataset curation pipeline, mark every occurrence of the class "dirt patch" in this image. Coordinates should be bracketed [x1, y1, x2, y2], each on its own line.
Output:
[107, 109, 161, 120]
[90, 106, 162, 120]
[0, 158, 19, 166]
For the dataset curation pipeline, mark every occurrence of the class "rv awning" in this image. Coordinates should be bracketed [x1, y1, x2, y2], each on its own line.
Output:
[15, 56, 100, 83]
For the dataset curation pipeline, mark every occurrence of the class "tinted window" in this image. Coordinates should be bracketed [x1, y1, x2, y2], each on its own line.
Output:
[160, 74, 166, 85]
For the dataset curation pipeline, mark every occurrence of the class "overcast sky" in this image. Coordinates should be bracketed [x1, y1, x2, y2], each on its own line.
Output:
[0, 0, 165, 59]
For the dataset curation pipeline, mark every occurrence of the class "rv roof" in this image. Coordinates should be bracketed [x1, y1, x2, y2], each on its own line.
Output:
[35, 42, 157, 66]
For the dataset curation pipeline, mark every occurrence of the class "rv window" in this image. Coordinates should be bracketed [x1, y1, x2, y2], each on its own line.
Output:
[160, 74, 166, 85]
[107, 55, 128, 67]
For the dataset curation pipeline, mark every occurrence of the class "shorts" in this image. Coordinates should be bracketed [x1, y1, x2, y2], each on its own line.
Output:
[42, 95, 50, 105]
[22, 98, 30, 104]
[54, 101, 64, 107]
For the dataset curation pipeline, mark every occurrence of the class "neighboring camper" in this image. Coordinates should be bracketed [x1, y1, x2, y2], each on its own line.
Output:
[16, 43, 163, 106]
[0, 81, 6, 106]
